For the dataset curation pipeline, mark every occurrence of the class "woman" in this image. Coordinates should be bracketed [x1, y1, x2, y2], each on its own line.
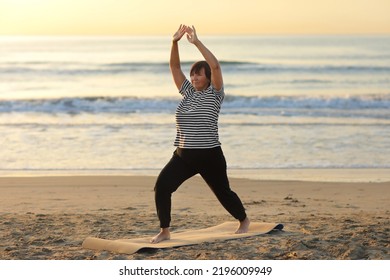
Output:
[151, 25, 250, 244]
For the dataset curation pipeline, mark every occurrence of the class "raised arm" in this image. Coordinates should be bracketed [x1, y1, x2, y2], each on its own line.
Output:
[186, 26, 223, 91]
[170, 25, 187, 90]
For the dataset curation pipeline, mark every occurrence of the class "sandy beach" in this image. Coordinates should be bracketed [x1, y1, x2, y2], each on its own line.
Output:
[0, 174, 389, 260]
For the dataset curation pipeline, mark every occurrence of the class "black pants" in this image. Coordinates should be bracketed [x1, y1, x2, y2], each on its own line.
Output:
[154, 146, 247, 228]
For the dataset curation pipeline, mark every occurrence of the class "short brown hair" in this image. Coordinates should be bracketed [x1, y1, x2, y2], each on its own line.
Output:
[190, 61, 211, 82]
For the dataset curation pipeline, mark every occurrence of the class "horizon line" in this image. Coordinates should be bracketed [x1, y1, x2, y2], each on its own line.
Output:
[1, 32, 390, 37]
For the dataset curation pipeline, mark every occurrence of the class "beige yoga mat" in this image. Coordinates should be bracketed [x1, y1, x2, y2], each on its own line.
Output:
[82, 221, 284, 255]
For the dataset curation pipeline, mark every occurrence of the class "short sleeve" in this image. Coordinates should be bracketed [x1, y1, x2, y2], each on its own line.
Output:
[213, 84, 225, 103]
[179, 79, 194, 96]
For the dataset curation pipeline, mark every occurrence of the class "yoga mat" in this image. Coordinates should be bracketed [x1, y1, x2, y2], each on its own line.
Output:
[82, 221, 284, 255]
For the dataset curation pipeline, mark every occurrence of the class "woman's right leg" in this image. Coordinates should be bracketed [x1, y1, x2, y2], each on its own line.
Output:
[154, 149, 197, 229]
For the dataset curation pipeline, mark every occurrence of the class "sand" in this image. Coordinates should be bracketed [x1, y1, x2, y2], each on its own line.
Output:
[0, 174, 389, 260]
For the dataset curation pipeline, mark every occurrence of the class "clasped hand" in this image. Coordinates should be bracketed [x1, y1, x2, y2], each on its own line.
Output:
[172, 24, 199, 44]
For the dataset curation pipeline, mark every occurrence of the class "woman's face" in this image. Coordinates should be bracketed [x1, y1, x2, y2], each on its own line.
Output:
[190, 68, 210, 91]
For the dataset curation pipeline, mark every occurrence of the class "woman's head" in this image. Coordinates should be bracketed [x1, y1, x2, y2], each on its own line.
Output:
[190, 61, 211, 91]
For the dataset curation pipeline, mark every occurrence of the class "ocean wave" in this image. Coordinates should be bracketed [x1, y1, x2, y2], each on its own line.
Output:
[0, 97, 177, 114]
[223, 94, 390, 110]
[1, 60, 390, 76]
[1, 95, 390, 119]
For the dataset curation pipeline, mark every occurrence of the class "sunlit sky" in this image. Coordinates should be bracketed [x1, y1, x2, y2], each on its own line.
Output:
[1, 0, 390, 35]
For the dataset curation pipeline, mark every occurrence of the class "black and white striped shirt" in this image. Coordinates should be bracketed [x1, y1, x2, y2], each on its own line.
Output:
[174, 79, 224, 148]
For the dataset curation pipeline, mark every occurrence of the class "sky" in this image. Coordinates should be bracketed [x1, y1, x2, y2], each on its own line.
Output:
[1, 0, 390, 35]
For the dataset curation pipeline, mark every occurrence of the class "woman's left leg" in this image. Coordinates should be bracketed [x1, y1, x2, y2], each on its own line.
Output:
[199, 147, 247, 222]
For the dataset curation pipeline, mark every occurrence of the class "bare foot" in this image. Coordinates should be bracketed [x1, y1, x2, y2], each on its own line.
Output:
[151, 228, 171, 244]
[235, 217, 250, 234]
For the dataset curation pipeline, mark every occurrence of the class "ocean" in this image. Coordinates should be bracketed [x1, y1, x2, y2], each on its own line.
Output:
[1, 35, 389, 175]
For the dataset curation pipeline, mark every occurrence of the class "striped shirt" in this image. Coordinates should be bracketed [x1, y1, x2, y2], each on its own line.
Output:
[174, 79, 224, 148]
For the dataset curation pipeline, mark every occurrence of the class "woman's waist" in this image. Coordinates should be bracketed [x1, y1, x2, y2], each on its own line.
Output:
[175, 145, 223, 159]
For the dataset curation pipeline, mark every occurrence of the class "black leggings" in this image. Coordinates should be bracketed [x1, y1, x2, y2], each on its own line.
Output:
[154, 146, 247, 228]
